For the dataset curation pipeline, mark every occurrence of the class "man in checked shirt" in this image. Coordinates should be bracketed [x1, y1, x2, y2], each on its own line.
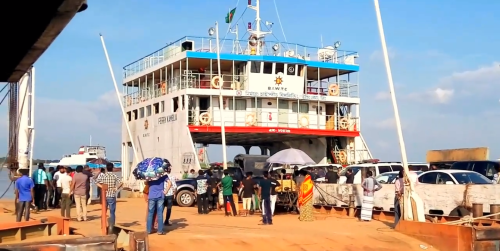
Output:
[163, 167, 177, 226]
[96, 163, 123, 231]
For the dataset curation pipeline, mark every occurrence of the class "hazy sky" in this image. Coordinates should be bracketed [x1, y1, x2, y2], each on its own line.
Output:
[2, 0, 500, 162]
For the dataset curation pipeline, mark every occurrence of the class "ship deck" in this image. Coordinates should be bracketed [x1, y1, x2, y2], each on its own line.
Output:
[0, 198, 431, 250]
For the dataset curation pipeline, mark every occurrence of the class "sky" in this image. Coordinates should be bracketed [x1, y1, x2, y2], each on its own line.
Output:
[1, 0, 500, 162]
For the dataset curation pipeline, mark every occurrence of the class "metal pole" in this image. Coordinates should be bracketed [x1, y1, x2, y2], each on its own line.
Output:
[373, 1, 411, 182]
[215, 22, 228, 169]
[99, 34, 140, 170]
[29, 67, 35, 175]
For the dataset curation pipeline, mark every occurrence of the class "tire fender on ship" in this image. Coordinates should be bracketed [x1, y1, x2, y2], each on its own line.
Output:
[299, 115, 309, 128]
[246, 113, 257, 126]
[199, 112, 212, 125]
[338, 150, 347, 163]
[211, 76, 221, 89]
[339, 118, 349, 130]
[328, 83, 339, 96]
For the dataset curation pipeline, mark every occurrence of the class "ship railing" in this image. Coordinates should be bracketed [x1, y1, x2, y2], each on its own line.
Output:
[123, 36, 359, 78]
[189, 110, 359, 131]
[306, 80, 358, 98]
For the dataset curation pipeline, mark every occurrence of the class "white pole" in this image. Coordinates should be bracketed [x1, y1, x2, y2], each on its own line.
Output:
[215, 22, 228, 169]
[373, 0, 410, 177]
[99, 34, 140, 175]
[90, 135, 92, 146]
[29, 67, 36, 175]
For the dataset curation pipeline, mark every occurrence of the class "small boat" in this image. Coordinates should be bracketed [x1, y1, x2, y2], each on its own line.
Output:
[47, 146, 121, 172]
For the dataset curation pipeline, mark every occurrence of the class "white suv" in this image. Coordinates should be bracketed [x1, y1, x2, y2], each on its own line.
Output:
[339, 161, 404, 184]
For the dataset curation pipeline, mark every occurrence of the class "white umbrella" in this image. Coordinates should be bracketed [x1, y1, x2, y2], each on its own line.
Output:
[266, 148, 316, 165]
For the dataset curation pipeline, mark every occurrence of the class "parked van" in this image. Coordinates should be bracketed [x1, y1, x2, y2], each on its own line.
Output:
[339, 160, 404, 184]
[449, 161, 499, 180]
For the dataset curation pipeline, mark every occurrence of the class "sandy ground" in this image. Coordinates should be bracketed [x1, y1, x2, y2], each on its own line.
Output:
[0, 198, 434, 251]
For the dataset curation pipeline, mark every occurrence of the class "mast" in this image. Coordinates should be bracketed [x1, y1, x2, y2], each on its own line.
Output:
[18, 67, 35, 176]
[247, 0, 271, 55]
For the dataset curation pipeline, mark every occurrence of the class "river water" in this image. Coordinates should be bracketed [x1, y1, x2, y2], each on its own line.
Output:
[0, 168, 122, 200]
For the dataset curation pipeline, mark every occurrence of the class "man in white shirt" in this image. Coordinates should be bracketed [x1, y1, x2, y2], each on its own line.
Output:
[53, 166, 62, 208]
[58, 167, 73, 218]
[163, 167, 176, 226]
[394, 170, 404, 227]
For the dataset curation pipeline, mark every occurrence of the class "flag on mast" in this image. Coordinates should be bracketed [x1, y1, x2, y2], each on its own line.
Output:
[225, 8, 236, 23]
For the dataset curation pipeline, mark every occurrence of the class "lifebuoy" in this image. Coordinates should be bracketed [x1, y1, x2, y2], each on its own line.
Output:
[160, 82, 166, 95]
[299, 115, 309, 128]
[339, 118, 349, 130]
[126, 97, 132, 106]
[328, 84, 339, 96]
[245, 113, 256, 126]
[338, 150, 347, 163]
[248, 35, 264, 47]
[199, 112, 212, 125]
[211, 76, 221, 89]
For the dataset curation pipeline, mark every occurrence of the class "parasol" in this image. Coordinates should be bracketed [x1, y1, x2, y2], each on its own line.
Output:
[266, 148, 315, 165]
[132, 157, 171, 181]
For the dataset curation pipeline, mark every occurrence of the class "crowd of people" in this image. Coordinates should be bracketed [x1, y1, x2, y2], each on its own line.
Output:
[11, 162, 122, 225]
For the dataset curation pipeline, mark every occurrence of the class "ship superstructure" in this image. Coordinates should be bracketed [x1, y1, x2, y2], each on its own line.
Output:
[119, 0, 372, 180]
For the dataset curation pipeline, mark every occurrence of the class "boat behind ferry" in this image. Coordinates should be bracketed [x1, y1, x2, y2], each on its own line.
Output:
[47, 146, 121, 171]
[119, 0, 373, 181]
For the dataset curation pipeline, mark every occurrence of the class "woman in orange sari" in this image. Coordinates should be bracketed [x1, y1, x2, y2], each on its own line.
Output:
[297, 169, 314, 221]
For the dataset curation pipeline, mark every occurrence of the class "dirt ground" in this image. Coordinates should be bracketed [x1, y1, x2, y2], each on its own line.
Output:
[0, 199, 434, 251]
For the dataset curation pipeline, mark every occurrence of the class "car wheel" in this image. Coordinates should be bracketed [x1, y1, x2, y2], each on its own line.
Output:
[176, 190, 195, 207]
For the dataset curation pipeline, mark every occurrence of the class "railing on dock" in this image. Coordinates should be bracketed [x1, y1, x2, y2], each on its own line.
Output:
[123, 36, 358, 78]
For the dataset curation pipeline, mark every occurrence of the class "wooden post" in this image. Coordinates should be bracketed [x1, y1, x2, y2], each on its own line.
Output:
[348, 194, 355, 217]
[101, 184, 108, 235]
[472, 203, 483, 218]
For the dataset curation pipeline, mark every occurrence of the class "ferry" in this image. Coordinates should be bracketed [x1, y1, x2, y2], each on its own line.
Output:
[119, 0, 372, 181]
[47, 146, 121, 171]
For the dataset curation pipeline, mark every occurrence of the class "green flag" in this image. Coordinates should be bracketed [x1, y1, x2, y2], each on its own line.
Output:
[225, 8, 236, 23]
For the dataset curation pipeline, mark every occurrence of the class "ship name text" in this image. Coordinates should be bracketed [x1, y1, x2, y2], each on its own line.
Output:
[245, 91, 326, 101]
[158, 114, 177, 124]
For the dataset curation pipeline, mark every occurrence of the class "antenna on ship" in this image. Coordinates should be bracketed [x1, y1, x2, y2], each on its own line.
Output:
[247, 0, 271, 55]
[229, 24, 242, 54]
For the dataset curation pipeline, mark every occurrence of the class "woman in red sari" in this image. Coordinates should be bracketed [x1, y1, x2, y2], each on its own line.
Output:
[297, 169, 314, 221]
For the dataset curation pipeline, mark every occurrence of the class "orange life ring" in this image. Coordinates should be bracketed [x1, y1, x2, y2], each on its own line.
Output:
[160, 82, 166, 95]
[299, 115, 309, 128]
[199, 112, 212, 125]
[328, 84, 339, 96]
[339, 118, 349, 130]
[211, 76, 221, 89]
[338, 151, 347, 163]
[245, 113, 256, 126]
[248, 35, 264, 47]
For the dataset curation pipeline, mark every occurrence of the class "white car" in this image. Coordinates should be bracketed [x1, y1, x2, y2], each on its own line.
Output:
[375, 171, 423, 184]
[339, 161, 404, 184]
[417, 170, 492, 185]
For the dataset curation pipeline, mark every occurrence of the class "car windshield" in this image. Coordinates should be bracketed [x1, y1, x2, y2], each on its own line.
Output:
[339, 166, 361, 176]
[451, 172, 491, 184]
[376, 173, 397, 184]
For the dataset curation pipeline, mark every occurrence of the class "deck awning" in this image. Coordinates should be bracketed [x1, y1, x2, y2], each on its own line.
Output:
[0, 0, 87, 82]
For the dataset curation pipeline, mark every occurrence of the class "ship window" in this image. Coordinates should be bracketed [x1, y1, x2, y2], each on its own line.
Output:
[249, 99, 262, 108]
[275, 63, 285, 74]
[298, 65, 304, 76]
[160, 101, 165, 112]
[263, 62, 273, 74]
[153, 103, 160, 114]
[250, 61, 261, 73]
[146, 105, 152, 116]
[139, 107, 145, 118]
[127, 111, 132, 121]
[133, 109, 138, 120]
[172, 97, 179, 112]
[229, 99, 246, 111]
[287, 64, 296, 76]
[292, 102, 309, 113]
